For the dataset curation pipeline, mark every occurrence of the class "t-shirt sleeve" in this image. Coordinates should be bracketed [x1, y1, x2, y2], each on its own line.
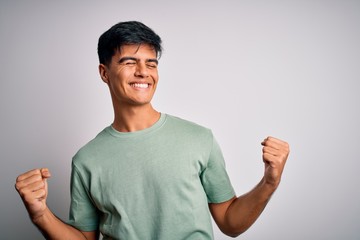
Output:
[201, 133, 236, 203]
[67, 163, 99, 231]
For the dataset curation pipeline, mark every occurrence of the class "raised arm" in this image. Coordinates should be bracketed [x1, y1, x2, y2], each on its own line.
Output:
[15, 168, 99, 240]
[209, 136, 290, 237]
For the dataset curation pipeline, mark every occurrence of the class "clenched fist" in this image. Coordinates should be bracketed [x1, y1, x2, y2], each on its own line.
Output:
[261, 137, 290, 188]
[15, 168, 51, 222]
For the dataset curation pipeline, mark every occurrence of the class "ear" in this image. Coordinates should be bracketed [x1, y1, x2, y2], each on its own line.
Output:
[99, 64, 109, 84]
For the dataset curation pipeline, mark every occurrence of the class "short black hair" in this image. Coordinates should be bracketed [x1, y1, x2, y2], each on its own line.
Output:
[97, 21, 162, 66]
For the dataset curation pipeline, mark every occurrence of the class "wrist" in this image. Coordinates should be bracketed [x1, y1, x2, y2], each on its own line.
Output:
[259, 177, 278, 196]
[31, 207, 53, 226]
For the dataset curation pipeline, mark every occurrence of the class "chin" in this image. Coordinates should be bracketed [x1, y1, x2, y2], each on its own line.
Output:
[130, 99, 153, 106]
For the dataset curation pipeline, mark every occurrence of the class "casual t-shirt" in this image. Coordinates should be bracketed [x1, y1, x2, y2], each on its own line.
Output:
[68, 113, 235, 240]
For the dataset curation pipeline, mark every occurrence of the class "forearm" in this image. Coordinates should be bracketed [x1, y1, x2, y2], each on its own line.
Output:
[32, 208, 88, 240]
[224, 177, 277, 237]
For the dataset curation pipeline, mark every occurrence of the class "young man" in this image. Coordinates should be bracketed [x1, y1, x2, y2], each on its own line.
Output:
[15, 21, 290, 240]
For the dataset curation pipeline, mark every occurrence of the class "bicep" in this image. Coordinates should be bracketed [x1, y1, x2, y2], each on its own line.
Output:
[209, 196, 236, 231]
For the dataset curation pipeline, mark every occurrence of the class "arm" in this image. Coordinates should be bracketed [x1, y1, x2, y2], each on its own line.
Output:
[209, 136, 290, 237]
[15, 168, 99, 240]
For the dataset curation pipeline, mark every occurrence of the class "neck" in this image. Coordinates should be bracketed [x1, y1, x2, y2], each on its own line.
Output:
[112, 103, 160, 132]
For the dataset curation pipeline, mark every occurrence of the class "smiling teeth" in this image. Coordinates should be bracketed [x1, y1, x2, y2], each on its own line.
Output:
[132, 83, 149, 88]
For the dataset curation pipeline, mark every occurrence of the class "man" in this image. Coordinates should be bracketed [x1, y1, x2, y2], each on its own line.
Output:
[15, 21, 289, 239]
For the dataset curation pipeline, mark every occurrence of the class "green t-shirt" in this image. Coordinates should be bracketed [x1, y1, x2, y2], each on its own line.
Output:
[68, 113, 235, 239]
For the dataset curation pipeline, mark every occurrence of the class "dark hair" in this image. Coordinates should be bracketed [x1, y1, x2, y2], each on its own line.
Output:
[97, 21, 162, 66]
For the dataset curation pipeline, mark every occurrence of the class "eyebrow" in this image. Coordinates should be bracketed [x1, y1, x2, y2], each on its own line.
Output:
[118, 57, 158, 65]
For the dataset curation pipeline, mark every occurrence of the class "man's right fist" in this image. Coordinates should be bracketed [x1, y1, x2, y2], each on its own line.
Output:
[15, 168, 51, 222]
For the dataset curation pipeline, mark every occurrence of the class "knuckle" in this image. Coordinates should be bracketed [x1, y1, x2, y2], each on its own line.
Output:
[34, 174, 42, 181]
[284, 142, 290, 150]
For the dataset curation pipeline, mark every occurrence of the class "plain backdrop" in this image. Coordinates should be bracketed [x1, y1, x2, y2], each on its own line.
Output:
[1, 0, 359, 239]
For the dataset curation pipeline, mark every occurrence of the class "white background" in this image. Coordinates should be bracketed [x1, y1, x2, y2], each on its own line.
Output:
[1, 0, 359, 239]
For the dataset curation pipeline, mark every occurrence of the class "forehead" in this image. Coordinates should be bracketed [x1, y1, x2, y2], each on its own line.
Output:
[115, 44, 157, 58]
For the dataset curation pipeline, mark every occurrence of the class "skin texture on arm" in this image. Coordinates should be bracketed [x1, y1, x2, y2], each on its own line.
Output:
[209, 136, 290, 237]
[15, 168, 99, 240]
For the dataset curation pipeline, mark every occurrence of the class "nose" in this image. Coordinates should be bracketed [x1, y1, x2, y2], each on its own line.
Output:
[134, 62, 149, 78]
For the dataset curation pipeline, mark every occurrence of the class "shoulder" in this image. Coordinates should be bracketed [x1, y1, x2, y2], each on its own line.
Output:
[165, 114, 210, 129]
[164, 114, 214, 139]
[72, 126, 112, 165]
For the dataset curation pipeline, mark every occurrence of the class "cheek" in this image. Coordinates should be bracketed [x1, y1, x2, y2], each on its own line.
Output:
[111, 70, 132, 86]
[152, 72, 159, 83]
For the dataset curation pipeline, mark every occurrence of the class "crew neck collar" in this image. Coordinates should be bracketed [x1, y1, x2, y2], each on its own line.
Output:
[106, 113, 167, 138]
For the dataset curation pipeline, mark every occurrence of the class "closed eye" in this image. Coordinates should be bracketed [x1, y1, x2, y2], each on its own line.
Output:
[146, 59, 158, 69]
[125, 61, 136, 65]
[146, 63, 157, 69]
[118, 57, 137, 65]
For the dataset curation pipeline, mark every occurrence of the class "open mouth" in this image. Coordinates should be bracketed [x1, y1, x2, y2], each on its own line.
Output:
[130, 83, 150, 89]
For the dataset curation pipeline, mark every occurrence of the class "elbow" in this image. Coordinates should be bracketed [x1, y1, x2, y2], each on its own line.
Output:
[219, 214, 253, 238]
[219, 223, 247, 238]
[222, 229, 243, 238]
[226, 233, 241, 238]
